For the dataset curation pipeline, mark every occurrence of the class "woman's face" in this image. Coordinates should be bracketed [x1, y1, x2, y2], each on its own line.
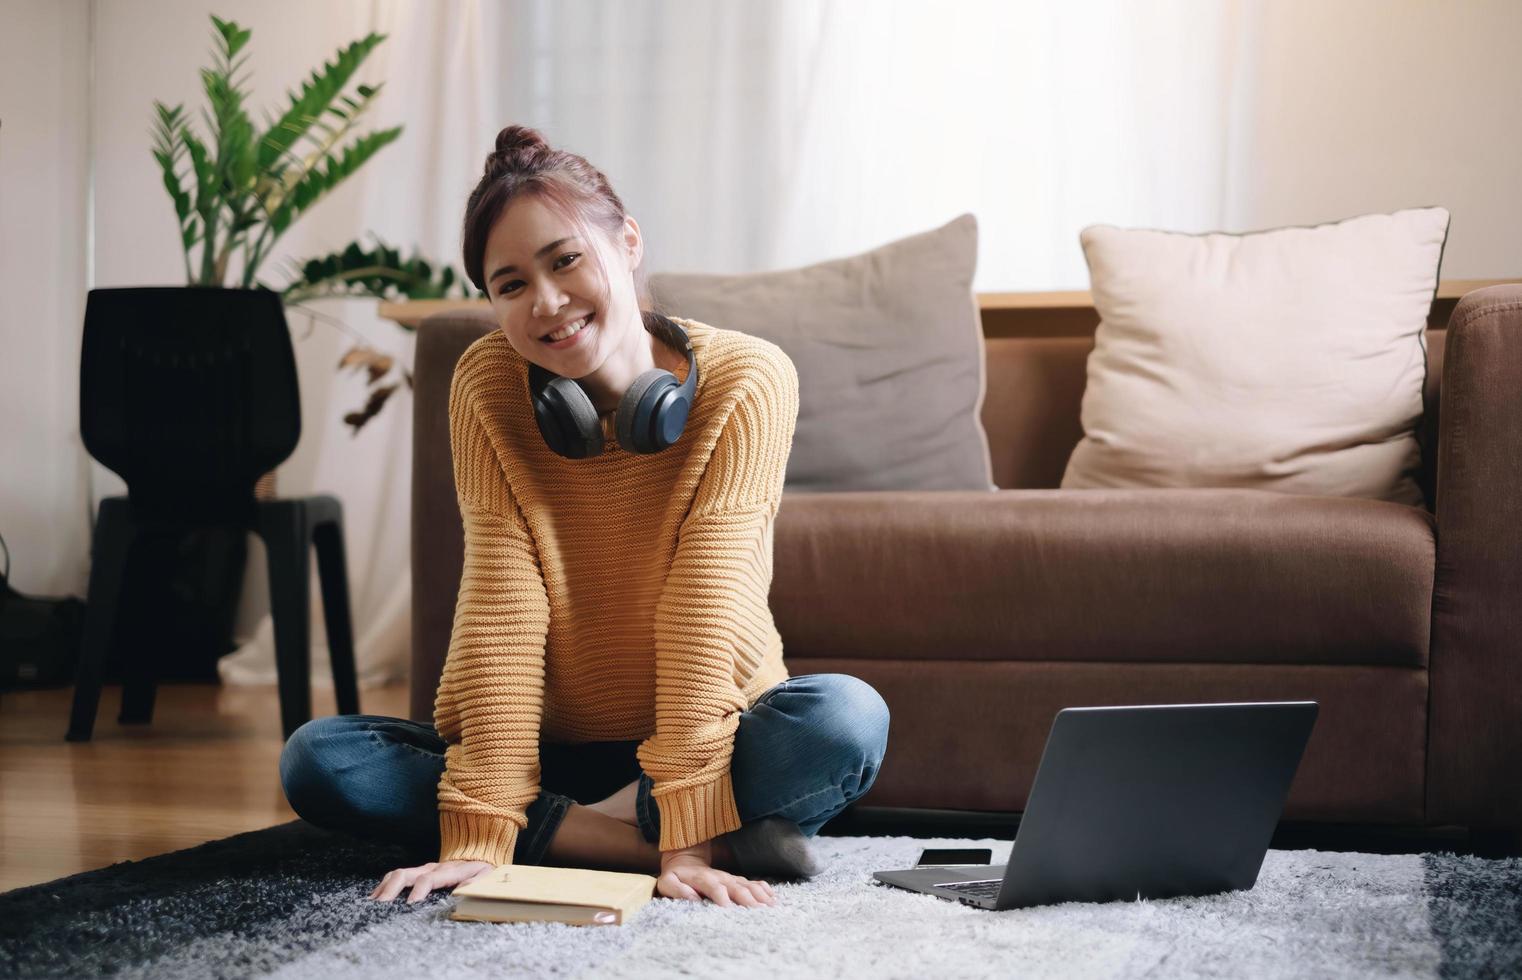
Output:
[481, 193, 643, 379]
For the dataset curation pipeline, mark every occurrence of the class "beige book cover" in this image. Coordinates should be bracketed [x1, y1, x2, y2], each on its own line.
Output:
[449, 865, 658, 926]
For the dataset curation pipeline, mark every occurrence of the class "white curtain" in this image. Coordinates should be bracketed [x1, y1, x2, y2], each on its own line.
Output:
[210, 0, 1246, 690]
[429, 0, 1247, 287]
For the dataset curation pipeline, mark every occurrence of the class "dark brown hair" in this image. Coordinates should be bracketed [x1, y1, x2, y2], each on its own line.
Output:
[461, 125, 651, 307]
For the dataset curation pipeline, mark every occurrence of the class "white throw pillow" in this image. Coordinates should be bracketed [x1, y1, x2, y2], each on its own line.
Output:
[1061, 207, 1450, 505]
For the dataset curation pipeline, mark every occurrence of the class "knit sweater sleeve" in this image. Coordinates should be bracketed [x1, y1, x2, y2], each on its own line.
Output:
[432, 373, 551, 866]
[636, 349, 800, 851]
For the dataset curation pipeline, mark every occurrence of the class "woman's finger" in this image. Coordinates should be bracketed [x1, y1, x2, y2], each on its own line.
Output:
[720, 872, 762, 908]
[373, 870, 406, 902]
[700, 875, 735, 907]
[376, 867, 424, 902]
[370, 869, 398, 899]
[658, 872, 701, 902]
[407, 871, 437, 904]
[384, 872, 418, 902]
[746, 880, 775, 906]
[730, 881, 760, 908]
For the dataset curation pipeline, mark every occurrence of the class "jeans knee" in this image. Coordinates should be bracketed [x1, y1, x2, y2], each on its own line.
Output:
[812, 674, 890, 774]
[279, 715, 351, 818]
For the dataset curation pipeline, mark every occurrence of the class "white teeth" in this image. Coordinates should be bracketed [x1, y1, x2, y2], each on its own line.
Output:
[546, 317, 588, 342]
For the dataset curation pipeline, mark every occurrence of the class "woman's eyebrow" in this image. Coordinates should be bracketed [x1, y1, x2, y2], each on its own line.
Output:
[489, 237, 578, 282]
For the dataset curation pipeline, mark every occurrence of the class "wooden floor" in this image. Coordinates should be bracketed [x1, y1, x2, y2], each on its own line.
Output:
[0, 680, 410, 893]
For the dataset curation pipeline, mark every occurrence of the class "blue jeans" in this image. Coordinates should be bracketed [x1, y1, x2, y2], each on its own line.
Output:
[279, 673, 889, 866]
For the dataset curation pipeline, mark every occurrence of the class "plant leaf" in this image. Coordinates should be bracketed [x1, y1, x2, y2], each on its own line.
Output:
[274, 126, 402, 228]
[183, 130, 215, 204]
[278, 235, 478, 304]
[343, 381, 399, 434]
[256, 32, 387, 172]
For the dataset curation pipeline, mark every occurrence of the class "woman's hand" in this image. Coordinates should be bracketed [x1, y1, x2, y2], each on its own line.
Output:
[657, 843, 776, 907]
[370, 860, 494, 904]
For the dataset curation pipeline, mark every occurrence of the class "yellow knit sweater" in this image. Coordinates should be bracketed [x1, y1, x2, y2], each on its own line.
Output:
[433, 316, 799, 864]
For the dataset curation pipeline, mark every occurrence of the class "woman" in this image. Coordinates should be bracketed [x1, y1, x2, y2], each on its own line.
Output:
[279, 126, 890, 909]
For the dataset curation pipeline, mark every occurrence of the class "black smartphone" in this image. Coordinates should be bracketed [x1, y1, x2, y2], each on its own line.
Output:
[915, 847, 993, 866]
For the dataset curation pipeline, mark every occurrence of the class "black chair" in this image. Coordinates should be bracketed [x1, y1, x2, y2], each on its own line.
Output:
[68, 286, 359, 741]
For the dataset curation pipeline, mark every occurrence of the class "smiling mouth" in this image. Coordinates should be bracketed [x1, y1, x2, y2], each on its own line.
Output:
[541, 315, 593, 343]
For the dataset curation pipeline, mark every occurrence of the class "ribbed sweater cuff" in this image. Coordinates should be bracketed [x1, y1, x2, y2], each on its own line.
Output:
[438, 809, 522, 866]
[653, 771, 743, 851]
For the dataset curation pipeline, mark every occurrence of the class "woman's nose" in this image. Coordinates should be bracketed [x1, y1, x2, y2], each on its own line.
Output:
[533, 281, 567, 318]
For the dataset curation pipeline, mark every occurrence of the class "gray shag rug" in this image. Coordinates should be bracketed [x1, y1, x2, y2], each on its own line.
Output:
[1, 820, 1518, 979]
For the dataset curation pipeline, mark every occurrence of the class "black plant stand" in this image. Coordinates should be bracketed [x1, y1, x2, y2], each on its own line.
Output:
[65, 495, 360, 742]
[68, 286, 362, 742]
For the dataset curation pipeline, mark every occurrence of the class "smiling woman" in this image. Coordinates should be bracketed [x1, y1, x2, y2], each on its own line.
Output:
[276, 124, 891, 912]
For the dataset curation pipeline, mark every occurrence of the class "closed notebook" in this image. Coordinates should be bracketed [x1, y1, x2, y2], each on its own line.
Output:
[449, 864, 658, 926]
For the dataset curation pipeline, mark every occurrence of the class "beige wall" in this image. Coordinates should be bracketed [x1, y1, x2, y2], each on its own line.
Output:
[0, 0, 92, 596]
[1224, 0, 1522, 276]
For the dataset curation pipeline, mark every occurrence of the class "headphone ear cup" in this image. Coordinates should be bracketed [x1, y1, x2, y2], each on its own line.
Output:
[614, 318, 698, 454]
[615, 369, 672, 454]
[534, 374, 605, 458]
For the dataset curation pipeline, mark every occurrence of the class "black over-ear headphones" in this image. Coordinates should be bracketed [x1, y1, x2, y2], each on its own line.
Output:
[528, 313, 698, 459]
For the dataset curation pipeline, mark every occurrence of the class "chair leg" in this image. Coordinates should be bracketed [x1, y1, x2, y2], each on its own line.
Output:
[310, 497, 360, 717]
[259, 500, 312, 742]
[117, 643, 160, 724]
[67, 497, 137, 741]
[118, 527, 164, 724]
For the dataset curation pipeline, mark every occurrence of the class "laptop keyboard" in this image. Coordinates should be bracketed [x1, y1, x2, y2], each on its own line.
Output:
[936, 879, 1002, 901]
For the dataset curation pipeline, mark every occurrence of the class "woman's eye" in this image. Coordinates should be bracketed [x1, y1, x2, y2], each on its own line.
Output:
[498, 254, 577, 296]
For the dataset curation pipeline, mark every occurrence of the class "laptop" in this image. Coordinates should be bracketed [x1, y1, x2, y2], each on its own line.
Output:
[872, 701, 1318, 910]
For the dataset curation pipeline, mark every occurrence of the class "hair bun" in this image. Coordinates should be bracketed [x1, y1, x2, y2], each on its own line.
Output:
[495, 125, 547, 156]
[484, 125, 549, 180]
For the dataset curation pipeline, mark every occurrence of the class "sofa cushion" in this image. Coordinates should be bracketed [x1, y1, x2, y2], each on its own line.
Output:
[1063, 208, 1450, 505]
[648, 214, 996, 493]
[770, 488, 1433, 668]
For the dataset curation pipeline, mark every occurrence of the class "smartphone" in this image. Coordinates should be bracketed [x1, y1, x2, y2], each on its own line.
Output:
[915, 847, 993, 867]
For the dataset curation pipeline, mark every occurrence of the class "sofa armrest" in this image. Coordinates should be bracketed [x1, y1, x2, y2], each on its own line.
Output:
[411, 312, 496, 722]
[1428, 284, 1522, 829]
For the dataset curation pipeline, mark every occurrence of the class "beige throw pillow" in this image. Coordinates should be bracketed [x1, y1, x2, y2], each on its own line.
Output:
[649, 214, 996, 493]
[1061, 207, 1450, 505]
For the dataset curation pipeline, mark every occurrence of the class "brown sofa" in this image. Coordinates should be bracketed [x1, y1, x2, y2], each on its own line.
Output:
[409, 285, 1522, 838]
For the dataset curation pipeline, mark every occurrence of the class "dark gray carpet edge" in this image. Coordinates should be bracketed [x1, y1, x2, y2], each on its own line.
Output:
[0, 820, 428, 980]
[1422, 852, 1522, 978]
